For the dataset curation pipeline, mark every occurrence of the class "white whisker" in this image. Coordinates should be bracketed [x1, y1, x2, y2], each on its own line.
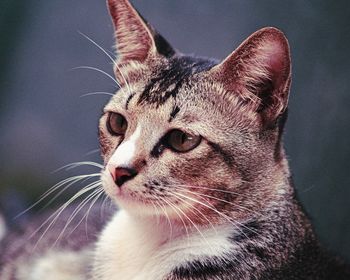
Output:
[72, 66, 121, 89]
[41, 178, 101, 211]
[53, 185, 102, 247]
[31, 182, 102, 250]
[173, 192, 257, 240]
[159, 195, 213, 251]
[14, 174, 100, 219]
[66, 188, 104, 239]
[78, 32, 132, 96]
[84, 190, 105, 235]
[167, 190, 217, 235]
[100, 193, 111, 218]
[153, 196, 173, 239]
[85, 149, 101, 156]
[53, 161, 103, 173]
[151, 199, 161, 226]
[172, 185, 261, 217]
[80, 91, 115, 97]
[78, 31, 117, 61]
[157, 196, 190, 246]
[172, 183, 253, 199]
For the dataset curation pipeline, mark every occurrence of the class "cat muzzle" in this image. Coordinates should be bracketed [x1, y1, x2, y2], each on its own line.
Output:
[109, 166, 138, 187]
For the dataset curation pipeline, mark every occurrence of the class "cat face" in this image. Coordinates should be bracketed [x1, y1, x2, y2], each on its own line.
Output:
[99, 0, 291, 225]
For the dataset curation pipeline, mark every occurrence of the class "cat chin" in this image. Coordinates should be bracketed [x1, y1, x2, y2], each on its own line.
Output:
[114, 198, 161, 217]
[112, 197, 201, 226]
[100, 170, 195, 220]
[100, 170, 163, 216]
[110, 193, 192, 221]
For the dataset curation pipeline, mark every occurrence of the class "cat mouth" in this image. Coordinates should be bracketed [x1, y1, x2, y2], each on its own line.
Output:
[101, 172, 195, 216]
[114, 188, 143, 202]
[104, 179, 154, 208]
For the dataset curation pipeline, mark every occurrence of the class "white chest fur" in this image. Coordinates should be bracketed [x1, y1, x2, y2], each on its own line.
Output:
[92, 210, 236, 280]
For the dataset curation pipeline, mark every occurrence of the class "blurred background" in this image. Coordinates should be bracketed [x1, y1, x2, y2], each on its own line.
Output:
[0, 0, 349, 261]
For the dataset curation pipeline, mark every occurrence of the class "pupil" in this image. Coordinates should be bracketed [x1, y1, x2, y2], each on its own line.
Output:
[181, 133, 187, 144]
[118, 117, 125, 130]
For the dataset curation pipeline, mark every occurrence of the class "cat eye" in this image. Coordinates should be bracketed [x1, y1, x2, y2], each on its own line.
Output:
[166, 129, 201, 153]
[107, 112, 128, 136]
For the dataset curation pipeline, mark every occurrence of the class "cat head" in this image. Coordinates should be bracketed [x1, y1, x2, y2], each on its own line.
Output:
[99, 0, 291, 224]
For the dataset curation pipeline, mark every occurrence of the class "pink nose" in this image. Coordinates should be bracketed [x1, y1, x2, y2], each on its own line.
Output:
[109, 167, 138, 187]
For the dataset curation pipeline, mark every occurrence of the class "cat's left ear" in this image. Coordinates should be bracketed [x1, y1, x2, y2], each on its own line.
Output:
[208, 27, 291, 127]
[107, 0, 175, 66]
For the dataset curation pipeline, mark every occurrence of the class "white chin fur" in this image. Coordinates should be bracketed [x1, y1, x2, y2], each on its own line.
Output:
[100, 170, 162, 217]
[101, 170, 194, 220]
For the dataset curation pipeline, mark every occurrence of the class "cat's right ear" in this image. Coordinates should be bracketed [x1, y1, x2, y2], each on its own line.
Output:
[107, 0, 175, 68]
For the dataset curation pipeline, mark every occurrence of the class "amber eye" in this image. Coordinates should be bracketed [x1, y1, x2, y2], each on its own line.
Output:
[107, 113, 128, 136]
[166, 129, 201, 152]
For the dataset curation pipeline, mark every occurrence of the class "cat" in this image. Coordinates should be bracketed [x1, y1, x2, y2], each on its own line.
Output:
[1, 0, 350, 279]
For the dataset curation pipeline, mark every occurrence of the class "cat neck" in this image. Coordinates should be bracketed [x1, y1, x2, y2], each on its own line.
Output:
[93, 209, 236, 280]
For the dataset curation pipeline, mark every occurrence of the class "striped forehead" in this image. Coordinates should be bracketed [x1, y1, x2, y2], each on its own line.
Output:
[134, 56, 217, 107]
[105, 56, 217, 122]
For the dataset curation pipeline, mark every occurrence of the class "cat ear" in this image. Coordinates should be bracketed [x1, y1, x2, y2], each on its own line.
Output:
[107, 0, 175, 65]
[209, 27, 291, 127]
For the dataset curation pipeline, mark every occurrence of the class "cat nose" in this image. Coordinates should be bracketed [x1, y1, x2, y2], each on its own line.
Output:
[110, 167, 138, 187]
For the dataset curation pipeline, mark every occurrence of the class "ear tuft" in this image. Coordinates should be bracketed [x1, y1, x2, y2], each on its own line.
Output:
[211, 27, 291, 126]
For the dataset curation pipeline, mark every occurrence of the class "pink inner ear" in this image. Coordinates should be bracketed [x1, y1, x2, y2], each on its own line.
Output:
[259, 40, 288, 86]
[263, 42, 284, 72]
[209, 27, 291, 123]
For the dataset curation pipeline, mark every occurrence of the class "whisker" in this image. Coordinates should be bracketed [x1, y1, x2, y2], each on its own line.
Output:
[53, 161, 103, 173]
[160, 195, 213, 251]
[77, 32, 132, 96]
[78, 31, 117, 61]
[167, 190, 217, 235]
[72, 66, 121, 89]
[31, 182, 101, 250]
[113, 63, 132, 96]
[157, 196, 190, 246]
[53, 186, 103, 247]
[84, 190, 105, 235]
[151, 199, 162, 227]
[65, 188, 104, 239]
[84, 149, 101, 157]
[67, 185, 103, 227]
[41, 178, 101, 211]
[80, 92, 115, 98]
[100, 193, 110, 218]
[172, 185, 261, 217]
[173, 192, 258, 241]
[14, 174, 101, 219]
[172, 183, 253, 199]
[153, 196, 173, 239]
[83, 192, 104, 239]
[159, 194, 210, 246]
